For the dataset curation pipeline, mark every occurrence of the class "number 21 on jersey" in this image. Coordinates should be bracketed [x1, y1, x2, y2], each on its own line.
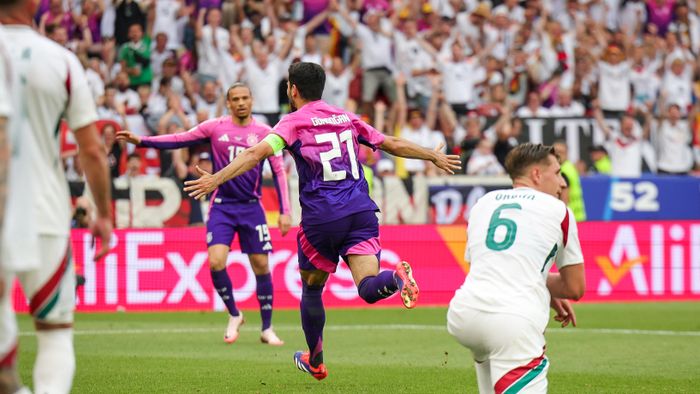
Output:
[316, 130, 359, 181]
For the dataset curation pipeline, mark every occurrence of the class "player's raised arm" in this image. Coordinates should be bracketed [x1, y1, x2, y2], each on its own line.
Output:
[184, 136, 278, 200]
[380, 136, 461, 174]
[116, 122, 212, 149]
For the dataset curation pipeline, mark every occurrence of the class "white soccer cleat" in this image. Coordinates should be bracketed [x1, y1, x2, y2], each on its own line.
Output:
[260, 327, 284, 346]
[224, 313, 245, 344]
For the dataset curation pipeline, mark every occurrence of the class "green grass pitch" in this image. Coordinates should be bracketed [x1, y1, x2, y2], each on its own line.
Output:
[15, 302, 700, 393]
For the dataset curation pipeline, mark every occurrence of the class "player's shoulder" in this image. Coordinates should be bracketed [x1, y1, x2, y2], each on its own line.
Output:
[197, 116, 228, 132]
[250, 117, 273, 133]
[24, 30, 77, 61]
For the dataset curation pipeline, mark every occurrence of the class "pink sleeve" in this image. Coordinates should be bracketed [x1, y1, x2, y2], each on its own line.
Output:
[270, 114, 297, 146]
[140, 120, 213, 149]
[351, 113, 386, 149]
[268, 153, 291, 215]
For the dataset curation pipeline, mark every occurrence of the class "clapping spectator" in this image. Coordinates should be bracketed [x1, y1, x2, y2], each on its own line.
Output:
[118, 23, 152, 87]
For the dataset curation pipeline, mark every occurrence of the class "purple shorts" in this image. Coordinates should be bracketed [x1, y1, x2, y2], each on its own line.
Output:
[297, 210, 381, 273]
[206, 201, 272, 254]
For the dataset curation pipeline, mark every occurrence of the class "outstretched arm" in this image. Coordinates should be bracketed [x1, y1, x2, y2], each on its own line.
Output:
[379, 137, 461, 174]
[184, 140, 275, 200]
[116, 124, 210, 149]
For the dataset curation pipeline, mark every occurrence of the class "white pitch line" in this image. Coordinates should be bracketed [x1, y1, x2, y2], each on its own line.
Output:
[17, 325, 700, 337]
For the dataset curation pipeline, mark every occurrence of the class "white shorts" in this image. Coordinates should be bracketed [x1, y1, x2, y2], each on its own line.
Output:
[447, 301, 549, 394]
[0, 235, 75, 367]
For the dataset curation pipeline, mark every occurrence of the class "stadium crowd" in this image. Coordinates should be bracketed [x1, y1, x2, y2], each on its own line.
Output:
[49, 0, 700, 186]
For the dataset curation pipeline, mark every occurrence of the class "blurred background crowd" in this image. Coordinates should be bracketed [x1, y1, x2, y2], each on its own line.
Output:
[46, 0, 700, 203]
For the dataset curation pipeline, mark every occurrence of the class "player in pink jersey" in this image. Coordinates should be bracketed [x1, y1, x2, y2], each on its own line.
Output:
[185, 62, 461, 380]
[117, 83, 291, 346]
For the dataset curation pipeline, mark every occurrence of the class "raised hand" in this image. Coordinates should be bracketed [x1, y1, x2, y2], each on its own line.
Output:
[184, 165, 221, 200]
[431, 142, 461, 175]
[115, 130, 142, 145]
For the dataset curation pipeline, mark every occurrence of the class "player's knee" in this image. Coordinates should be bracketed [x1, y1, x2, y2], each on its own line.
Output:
[248, 255, 270, 275]
[209, 259, 226, 271]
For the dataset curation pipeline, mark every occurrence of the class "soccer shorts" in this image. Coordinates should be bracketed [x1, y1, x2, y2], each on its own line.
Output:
[297, 210, 381, 273]
[447, 303, 549, 394]
[0, 235, 75, 367]
[206, 201, 272, 254]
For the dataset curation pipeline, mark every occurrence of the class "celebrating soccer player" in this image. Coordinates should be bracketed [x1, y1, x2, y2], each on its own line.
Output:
[447, 143, 586, 393]
[117, 83, 291, 346]
[184, 62, 461, 380]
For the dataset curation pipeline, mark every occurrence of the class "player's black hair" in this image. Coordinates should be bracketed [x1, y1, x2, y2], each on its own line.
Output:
[226, 82, 251, 100]
[127, 152, 141, 161]
[288, 62, 325, 101]
[504, 143, 558, 180]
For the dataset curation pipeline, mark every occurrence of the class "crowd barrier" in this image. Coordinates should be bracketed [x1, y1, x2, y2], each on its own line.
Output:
[11, 221, 700, 312]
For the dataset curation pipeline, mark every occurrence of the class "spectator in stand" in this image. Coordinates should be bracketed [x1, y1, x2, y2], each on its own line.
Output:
[118, 23, 152, 87]
[434, 38, 487, 117]
[150, 32, 174, 80]
[660, 56, 693, 114]
[646, 0, 676, 36]
[39, 0, 74, 41]
[516, 91, 550, 118]
[594, 105, 651, 177]
[549, 89, 586, 117]
[196, 80, 224, 119]
[114, 0, 146, 45]
[338, 5, 397, 117]
[120, 152, 144, 180]
[230, 24, 296, 125]
[196, 8, 231, 83]
[114, 70, 141, 114]
[597, 45, 632, 116]
[466, 138, 504, 176]
[322, 56, 357, 110]
[653, 101, 695, 175]
[629, 44, 661, 114]
[152, 0, 187, 51]
[153, 57, 187, 96]
[395, 18, 436, 110]
[98, 84, 128, 125]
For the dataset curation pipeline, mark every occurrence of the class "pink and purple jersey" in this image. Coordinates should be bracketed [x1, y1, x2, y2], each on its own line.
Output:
[272, 100, 385, 225]
[141, 117, 290, 213]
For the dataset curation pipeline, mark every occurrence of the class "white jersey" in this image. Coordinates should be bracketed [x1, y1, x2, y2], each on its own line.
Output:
[3, 26, 97, 243]
[452, 187, 584, 331]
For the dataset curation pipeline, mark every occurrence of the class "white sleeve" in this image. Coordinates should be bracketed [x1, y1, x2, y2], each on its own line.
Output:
[65, 52, 98, 130]
[556, 208, 584, 269]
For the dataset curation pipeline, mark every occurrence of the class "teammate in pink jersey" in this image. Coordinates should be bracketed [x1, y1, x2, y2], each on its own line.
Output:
[185, 62, 461, 380]
[117, 83, 291, 346]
